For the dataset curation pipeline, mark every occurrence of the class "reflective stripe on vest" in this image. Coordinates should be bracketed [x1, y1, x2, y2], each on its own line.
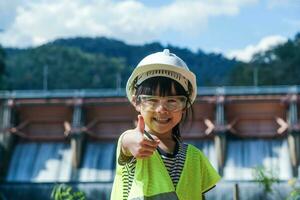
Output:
[130, 191, 178, 200]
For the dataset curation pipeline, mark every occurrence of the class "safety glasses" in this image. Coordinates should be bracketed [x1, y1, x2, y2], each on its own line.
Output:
[137, 95, 187, 112]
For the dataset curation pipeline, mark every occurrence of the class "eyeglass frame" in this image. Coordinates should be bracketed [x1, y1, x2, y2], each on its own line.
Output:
[136, 95, 188, 112]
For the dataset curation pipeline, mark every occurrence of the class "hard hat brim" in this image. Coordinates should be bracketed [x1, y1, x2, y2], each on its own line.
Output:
[126, 63, 197, 104]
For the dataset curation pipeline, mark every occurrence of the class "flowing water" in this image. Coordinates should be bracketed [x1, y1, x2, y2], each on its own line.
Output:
[1, 138, 297, 199]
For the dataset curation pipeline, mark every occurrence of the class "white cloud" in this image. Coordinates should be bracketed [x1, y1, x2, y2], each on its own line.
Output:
[0, 0, 26, 29]
[0, 0, 257, 48]
[226, 35, 287, 62]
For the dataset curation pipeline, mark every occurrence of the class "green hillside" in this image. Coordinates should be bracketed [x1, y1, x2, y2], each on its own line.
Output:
[229, 33, 300, 86]
[1, 33, 299, 90]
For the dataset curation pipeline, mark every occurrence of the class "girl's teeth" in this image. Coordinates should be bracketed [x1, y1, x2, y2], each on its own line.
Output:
[155, 118, 169, 122]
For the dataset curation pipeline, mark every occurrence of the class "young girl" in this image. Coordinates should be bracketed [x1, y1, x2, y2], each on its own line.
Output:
[111, 49, 221, 200]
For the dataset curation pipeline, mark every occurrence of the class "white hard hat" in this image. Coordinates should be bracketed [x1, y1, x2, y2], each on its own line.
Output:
[126, 49, 197, 104]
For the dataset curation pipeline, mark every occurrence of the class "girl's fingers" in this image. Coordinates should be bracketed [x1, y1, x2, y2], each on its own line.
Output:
[142, 139, 159, 148]
[138, 145, 156, 154]
[134, 143, 157, 158]
[136, 115, 145, 134]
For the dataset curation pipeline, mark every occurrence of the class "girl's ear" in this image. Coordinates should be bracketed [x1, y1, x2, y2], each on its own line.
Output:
[181, 108, 186, 116]
[132, 95, 141, 112]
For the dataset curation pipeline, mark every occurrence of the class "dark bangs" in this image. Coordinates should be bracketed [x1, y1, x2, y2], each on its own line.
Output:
[135, 77, 186, 97]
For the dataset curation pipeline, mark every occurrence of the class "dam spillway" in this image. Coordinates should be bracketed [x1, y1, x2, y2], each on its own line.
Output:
[0, 86, 299, 199]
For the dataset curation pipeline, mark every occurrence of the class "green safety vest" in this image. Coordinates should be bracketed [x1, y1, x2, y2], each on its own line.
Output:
[111, 136, 221, 200]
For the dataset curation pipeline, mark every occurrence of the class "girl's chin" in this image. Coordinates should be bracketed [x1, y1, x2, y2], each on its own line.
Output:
[145, 122, 174, 135]
[148, 127, 173, 135]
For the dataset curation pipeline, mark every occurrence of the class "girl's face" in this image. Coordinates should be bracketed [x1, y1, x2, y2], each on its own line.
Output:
[135, 83, 185, 138]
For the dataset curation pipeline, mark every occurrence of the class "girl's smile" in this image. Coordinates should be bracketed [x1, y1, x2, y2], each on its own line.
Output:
[153, 116, 171, 123]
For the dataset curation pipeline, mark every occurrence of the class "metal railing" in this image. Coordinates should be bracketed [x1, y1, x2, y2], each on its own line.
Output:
[0, 85, 299, 99]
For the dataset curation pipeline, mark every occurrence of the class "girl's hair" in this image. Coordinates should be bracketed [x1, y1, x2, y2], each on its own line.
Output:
[134, 76, 194, 140]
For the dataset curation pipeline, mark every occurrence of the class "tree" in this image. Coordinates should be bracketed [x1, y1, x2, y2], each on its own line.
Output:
[5, 45, 125, 90]
[229, 32, 300, 86]
[0, 45, 5, 89]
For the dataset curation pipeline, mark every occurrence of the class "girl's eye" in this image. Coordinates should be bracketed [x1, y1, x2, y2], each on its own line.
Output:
[147, 98, 159, 103]
[167, 98, 178, 103]
[168, 99, 176, 102]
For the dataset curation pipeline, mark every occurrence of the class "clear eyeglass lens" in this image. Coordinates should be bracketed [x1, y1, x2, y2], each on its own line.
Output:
[138, 95, 187, 111]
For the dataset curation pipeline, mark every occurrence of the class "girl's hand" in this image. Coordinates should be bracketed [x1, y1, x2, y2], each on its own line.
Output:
[121, 115, 160, 159]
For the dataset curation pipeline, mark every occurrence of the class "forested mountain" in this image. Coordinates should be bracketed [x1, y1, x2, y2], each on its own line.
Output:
[4, 45, 125, 90]
[229, 33, 300, 86]
[3, 37, 237, 90]
[0, 45, 5, 89]
[51, 37, 238, 86]
[1, 32, 299, 90]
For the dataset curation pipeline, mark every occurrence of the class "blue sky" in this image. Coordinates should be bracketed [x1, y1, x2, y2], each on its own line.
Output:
[0, 0, 299, 61]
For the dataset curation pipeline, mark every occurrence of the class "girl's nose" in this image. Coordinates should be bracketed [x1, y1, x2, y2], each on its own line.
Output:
[155, 103, 168, 113]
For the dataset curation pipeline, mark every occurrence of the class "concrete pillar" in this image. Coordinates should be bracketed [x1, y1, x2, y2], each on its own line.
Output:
[233, 183, 240, 200]
[287, 94, 300, 177]
[214, 95, 227, 176]
[0, 99, 16, 180]
[70, 99, 85, 171]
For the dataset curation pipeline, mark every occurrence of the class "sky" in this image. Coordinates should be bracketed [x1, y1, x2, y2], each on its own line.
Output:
[0, 0, 299, 62]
